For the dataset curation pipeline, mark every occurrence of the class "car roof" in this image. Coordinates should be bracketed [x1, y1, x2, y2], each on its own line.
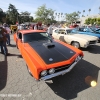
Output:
[18, 29, 46, 34]
[54, 28, 73, 30]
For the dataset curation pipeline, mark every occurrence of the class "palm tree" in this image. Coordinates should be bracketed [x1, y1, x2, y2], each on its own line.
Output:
[77, 11, 81, 18]
[61, 13, 63, 17]
[99, 7, 100, 14]
[58, 14, 60, 21]
[88, 9, 91, 15]
[55, 13, 57, 16]
[83, 10, 85, 16]
[57, 13, 60, 21]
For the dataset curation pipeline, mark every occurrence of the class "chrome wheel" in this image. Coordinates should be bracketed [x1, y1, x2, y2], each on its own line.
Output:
[71, 42, 80, 48]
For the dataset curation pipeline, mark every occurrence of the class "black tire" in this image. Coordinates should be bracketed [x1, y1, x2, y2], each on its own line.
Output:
[71, 42, 80, 48]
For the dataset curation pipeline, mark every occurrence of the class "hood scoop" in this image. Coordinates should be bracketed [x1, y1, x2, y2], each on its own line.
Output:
[43, 43, 55, 48]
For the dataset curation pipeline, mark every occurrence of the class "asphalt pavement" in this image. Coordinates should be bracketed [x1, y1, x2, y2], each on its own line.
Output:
[0, 34, 100, 100]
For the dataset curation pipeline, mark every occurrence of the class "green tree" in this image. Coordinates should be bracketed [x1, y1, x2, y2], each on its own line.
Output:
[19, 11, 33, 23]
[35, 4, 55, 24]
[65, 12, 79, 24]
[85, 18, 97, 25]
[97, 18, 100, 25]
[88, 9, 91, 15]
[0, 8, 6, 23]
[83, 10, 85, 16]
[85, 18, 91, 25]
[77, 11, 81, 18]
[7, 4, 19, 24]
[90, 19, 94, 25]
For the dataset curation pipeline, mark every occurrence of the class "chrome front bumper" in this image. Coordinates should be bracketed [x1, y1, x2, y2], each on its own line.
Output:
[40, 56, 82, 81]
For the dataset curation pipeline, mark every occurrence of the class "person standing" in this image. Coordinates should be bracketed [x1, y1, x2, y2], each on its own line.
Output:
[0, 22, 8, 56]
[3, 24, 11, 45]
[34, 24, 38, 30]
[47, 24, 53, 35]
[0, 9, 8, 56]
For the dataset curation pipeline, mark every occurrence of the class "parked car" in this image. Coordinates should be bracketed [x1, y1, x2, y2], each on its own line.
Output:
[77, 27, 100, 41]
[10, 25, 18, 34]
[52, 28, 99, 48]
[13, 29, 83, 80]
[93, 28, 100, 34]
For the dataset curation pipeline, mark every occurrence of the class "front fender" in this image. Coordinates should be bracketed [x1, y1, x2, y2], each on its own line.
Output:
[22, 48, 45, 80]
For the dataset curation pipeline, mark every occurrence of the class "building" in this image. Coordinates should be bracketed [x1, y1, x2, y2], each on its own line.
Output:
[79, 14, 100, 26]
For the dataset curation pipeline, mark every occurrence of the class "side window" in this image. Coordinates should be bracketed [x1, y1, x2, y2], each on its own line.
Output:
[58, 29, 65, 34]
[79, 28, 84, 32]
[18, 33, 22, 39]
[71, 29, 76, 33]
[55, 29, 59, 33]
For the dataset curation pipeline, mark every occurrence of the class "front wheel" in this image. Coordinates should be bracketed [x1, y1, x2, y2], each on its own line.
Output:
[71, 42, 80, 49]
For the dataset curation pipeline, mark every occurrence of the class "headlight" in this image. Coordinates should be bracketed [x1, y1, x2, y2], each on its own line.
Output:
[84, 41, 89, 48]
[86, 41, 89, 45]
[49, 68, 55, 74]
[41, 70, 47, 76]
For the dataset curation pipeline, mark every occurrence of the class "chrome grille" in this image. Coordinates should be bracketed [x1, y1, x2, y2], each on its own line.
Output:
[89, 41, 96, 44]
[55, 61, 75, 73]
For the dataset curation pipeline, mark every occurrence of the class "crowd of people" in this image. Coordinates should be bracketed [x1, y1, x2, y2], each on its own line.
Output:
[0, 22, 56, 56]
[0, 22, 67, 56]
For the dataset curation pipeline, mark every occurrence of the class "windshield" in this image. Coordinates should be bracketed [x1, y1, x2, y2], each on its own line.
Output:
[66, 29, 73, 33]
[66, 29, 78, 34]
[85, 28, 94, 33]
[23, 32, 52, 43]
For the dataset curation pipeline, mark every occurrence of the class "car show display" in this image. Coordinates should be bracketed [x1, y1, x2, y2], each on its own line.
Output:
[13, 29, 83, 80]
[52, 28, 99, 48]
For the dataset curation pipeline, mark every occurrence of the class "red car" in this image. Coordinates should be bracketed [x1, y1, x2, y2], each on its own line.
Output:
[14, 29, 84, 80]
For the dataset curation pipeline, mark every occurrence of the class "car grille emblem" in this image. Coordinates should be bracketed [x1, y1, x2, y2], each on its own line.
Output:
[70, 51, 73, 53]
[49, 58, 53, 61]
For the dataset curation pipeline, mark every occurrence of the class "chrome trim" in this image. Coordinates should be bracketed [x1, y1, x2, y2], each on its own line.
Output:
[40, 56, 82, 80]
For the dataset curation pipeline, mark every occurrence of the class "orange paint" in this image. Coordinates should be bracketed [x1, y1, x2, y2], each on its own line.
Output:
[13, 30, 84, 80]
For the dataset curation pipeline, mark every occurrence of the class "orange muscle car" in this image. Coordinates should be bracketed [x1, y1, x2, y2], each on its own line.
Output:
[13, 29, 84, 80]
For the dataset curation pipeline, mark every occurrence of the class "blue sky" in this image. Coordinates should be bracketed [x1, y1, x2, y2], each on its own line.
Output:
[0, 0, 100, 18]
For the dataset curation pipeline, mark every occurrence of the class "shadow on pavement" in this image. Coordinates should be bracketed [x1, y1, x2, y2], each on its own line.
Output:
[81, 44, 100, 54]
[7, 53, 22, 58]
[0, 56, 8, 90]
[58, 35, 100, 54]
[46, 59, 100, 100]
[8, 44, 16, 47]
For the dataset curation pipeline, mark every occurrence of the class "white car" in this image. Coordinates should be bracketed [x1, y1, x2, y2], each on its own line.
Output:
[52, 28, 99, 48]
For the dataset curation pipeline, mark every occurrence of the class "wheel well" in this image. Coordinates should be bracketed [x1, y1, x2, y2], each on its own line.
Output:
[71, 41, 80, 45]
[71, 41, 80, 48]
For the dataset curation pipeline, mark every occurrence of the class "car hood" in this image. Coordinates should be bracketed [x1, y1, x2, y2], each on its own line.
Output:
[28, 41, 76, 64]
[71, 34, 98, 41]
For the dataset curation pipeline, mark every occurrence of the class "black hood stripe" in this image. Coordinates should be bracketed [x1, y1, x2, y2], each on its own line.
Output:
[29, 41, 76, 64]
